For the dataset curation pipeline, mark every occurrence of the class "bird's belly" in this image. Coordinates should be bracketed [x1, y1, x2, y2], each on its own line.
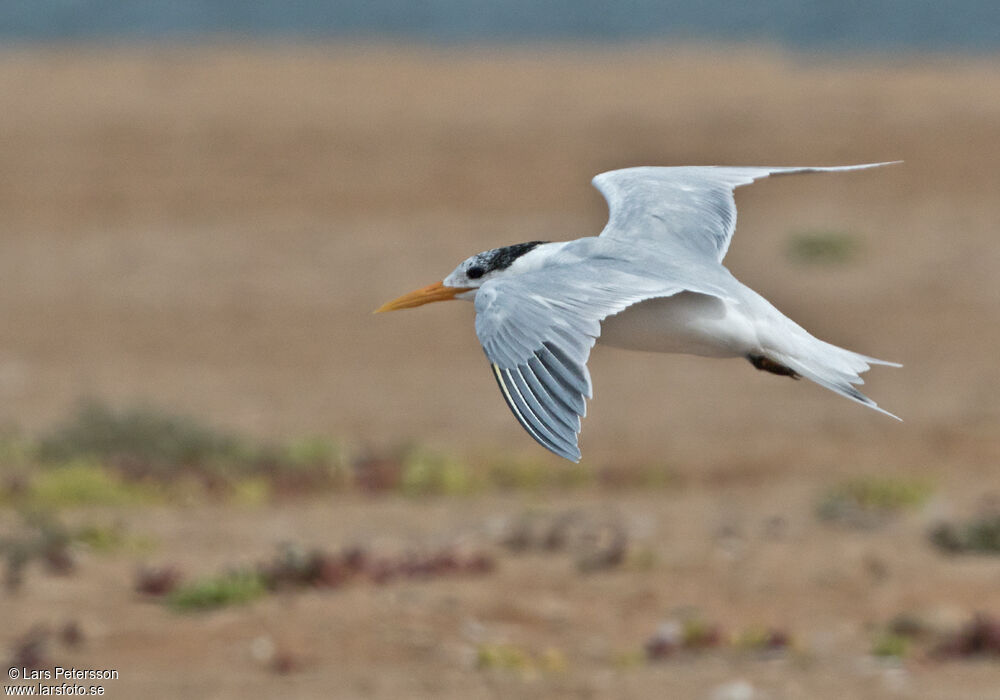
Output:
[597, 292, 756, 358]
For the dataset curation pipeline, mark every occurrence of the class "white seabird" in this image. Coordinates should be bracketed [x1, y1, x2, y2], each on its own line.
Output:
[377, 163, 901, 461]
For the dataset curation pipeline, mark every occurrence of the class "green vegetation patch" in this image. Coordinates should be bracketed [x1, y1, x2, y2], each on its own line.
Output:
[75, 522, 157, 554]
[400, 446, 483, 496]
[787, 229, 861, 265]
[10, 401, 355, 504]
[1, 400, 688, 507]
[37, 400, 250, 474]
[487, 456, 595, 492]
[644, 614, 791, 661]
[476, 643, 567, 675]
[929, 514, 1000, 554]
[1, 511, 159, 592]
[27, 460, 161, 508]
[872, 630, 910, 658]
[817, 475, 933, 528]
[166, 569, 268, 612]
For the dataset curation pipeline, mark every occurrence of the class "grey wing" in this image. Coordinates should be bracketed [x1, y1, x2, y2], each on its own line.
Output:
[474, 266, 683, 462]
[592, 162, 899, 262]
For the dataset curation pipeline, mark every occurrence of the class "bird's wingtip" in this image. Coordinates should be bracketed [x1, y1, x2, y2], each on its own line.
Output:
[873, 403, 903, 421]
[827, 160, 902, 171]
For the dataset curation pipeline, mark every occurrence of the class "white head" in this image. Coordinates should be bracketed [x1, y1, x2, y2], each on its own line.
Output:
[376, 241, 548, 312]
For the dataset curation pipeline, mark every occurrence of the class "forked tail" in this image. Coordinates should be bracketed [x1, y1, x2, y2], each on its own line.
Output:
[765, 335, 901, 420]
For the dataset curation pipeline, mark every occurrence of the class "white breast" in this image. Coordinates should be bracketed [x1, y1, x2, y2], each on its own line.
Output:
[598, 291, 758, 358]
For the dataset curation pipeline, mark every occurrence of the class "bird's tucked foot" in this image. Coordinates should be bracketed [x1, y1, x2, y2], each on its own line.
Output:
[748, 353, 800, 379]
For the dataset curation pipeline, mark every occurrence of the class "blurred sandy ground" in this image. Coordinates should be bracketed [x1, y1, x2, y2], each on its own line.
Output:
[2, 44, 1000, 700]
[0, 44, 997, 475]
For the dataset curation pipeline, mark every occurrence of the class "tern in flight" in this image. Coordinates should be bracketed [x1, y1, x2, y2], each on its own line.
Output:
[377, 163, 901, 461]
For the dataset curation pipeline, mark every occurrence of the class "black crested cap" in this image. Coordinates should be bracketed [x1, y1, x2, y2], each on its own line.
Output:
[483, 241, 547, 272]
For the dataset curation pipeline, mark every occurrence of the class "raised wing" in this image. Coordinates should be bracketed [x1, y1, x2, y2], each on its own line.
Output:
[474, 263, 684, 461]
[593, 162, 898, 262]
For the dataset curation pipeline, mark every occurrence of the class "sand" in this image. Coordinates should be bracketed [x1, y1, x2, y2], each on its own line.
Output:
[1, 44, 999, 698]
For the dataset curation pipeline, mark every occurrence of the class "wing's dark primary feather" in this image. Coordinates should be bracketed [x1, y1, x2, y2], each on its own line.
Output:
[490, 363, 581, 461]
[474, 261, 686, 461]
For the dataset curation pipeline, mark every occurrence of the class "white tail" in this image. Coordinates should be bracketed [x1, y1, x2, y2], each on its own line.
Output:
[768, 335, 901, 420]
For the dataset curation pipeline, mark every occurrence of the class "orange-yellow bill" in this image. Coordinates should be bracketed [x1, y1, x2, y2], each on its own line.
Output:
[374, 281, 473, 313]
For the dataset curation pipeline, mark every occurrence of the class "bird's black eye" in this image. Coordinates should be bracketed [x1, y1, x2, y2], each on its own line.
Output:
[467, 266, 485, 279]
